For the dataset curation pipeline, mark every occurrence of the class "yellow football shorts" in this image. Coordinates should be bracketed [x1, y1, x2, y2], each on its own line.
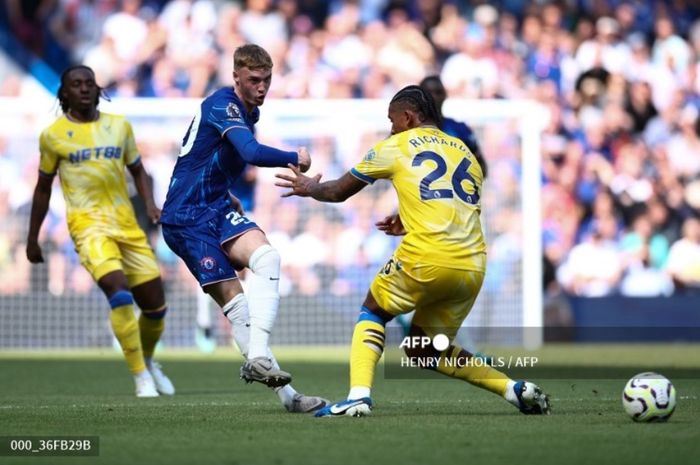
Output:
[370, 256, 485, 340]
[73, 226, 160, 287]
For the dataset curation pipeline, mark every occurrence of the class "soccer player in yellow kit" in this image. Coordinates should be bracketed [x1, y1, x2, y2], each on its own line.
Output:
[276, 85, 551, 417]
[26, 65, 174, 398]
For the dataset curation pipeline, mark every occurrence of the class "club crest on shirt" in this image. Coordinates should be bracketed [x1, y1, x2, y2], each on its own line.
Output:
[200, 256, 216, 271]
[364, 149, 376, 161]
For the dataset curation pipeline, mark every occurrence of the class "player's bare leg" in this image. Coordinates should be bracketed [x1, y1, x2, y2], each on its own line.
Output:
[132, 277, 174, 395]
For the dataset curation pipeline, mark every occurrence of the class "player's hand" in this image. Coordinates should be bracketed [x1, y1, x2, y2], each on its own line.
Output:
[275, 164, 322, 198]
[26, 240, 44, 263]
[228, 191, 245, 215]
[146, 203, 161, 224]
[297, 147, 311, 173]
[375, 214, 406, 236]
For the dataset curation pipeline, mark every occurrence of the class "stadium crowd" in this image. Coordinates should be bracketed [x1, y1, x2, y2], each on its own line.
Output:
[0, 0, 699, 298]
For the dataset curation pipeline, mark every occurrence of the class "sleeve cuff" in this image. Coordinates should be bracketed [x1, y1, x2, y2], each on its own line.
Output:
[350, 168, 376, 185]
[38, 169, 56, 178]
[127, 156, 142, 167]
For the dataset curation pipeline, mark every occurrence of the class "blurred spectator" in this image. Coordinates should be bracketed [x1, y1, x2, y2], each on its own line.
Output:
[620, 249, 674, 297]
[101, 0, 148, 63]
[666, 217, 700, 293]
[557, 214, 623, 296]
[621, 212, 670, 270]
[652, 16, 692, 79]
[239, 0, 287, 50]
[0, 0, 699, 301]
[6, 0, 55, 56]
[575, 17, 631, 75]
[625, 79, 657, 133]
[666, 104, 700, 180]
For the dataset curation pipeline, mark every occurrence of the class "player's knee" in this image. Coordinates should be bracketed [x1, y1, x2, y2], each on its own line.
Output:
[249, 244, 280, 278]
[98, 269, 130, 296]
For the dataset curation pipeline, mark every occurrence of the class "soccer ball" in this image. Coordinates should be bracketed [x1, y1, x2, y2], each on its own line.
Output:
[622, 372, 677, 422]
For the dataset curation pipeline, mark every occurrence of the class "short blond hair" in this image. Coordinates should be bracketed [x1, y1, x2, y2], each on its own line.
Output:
[234, 44, 273, 70]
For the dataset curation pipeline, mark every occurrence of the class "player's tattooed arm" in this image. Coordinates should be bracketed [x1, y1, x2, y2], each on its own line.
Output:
[275, 165, 366, 203]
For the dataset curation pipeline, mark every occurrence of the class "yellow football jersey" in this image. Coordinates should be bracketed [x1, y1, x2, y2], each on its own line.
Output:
[38, 113, 141, 234]
[352, 126, 486, 272]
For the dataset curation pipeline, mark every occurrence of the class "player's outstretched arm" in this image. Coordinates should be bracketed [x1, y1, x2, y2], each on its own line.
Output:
[128, 161, 160, 224]
[26, 174, 53, 263]
[226, 129, 304, 170]
[275, 165, 366, 203]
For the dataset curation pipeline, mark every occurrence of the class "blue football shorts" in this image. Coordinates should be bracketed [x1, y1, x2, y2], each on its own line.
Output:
[162, 208, 259, 287]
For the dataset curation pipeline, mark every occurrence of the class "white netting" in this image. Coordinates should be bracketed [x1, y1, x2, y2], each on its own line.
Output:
[0, 97, 543, 348]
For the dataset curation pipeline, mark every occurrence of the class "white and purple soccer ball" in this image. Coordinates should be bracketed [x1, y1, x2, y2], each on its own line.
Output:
[622, 372, 677, 422]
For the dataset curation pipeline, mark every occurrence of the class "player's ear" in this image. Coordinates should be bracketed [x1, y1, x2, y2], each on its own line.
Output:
[232, 70, 239, 86]
[407, 110, 420, 128]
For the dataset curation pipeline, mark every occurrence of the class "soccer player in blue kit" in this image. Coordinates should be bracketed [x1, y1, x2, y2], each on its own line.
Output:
[419, 76, 488, 177]
[161, 44, 327, 413]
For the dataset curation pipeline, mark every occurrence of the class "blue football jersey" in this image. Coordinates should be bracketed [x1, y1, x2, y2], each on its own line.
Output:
[441, 117, 481, 158]
[161, 88, 260, 225]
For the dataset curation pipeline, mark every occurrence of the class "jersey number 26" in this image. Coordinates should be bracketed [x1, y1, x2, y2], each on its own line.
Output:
[412, 151, 480, 205]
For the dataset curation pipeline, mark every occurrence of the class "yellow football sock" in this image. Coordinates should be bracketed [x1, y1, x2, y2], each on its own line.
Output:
[436, 344, 510, 396]
[139, 305, 167, 360]
[110, 304, 146, 375]
[349, 319, 386, 389]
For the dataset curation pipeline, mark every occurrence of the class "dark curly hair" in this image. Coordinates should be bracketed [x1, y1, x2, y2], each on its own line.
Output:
[389, 85, 442, 127]
[57, 65, 109, 113]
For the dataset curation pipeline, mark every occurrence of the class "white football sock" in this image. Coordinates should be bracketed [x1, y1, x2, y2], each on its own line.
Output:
[275, 385, 298, 405]
[222, 293, 297, 405]
[246, 244, 281, 359]
[196, 290, 213, 329]
[348, 386, 371, 400]
[134, 370, 153, 382]
[222, 293, 250, 357]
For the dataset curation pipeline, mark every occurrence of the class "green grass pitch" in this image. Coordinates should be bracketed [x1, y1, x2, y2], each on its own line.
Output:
[1, 345, 699, 465]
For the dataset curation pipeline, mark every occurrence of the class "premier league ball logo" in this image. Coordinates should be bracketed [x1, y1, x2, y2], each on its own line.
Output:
[226, 103, 241, 118]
